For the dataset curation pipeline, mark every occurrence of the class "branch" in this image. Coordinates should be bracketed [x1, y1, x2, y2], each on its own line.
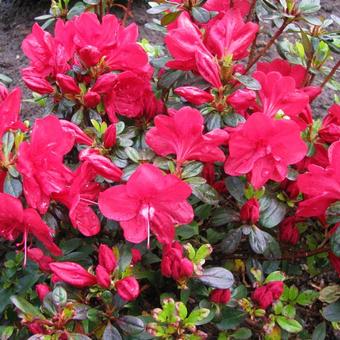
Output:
[320, 59, 340, 88]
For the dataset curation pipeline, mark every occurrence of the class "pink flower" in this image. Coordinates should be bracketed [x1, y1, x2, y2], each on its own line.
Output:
[279, 217, 300, 245]
[205, 10, 258, 61]
[60, 120, 93, 146]
[225, 112, 307, 188]
[49, 262, 97, 288]
[297, 141, 340, 217]
[251, 281, 284, 309]
[209, 289, 231, 304]
[98, 164, 193, 245]
[21, 69, 55, 94]
[146, 107, 228, 165]
[319, 104, 340, 144]
[78, 45, 101, 67]
[115, 276, 140, 301]
[240, 198, 260, 224]
[96, 265, 111, 288]
[161, 241, 194, 281]
[83, 90, 101, 108]
[17, 115, 74, 214]
[0, 193, 62, 256]
[131, 248, 142, 264]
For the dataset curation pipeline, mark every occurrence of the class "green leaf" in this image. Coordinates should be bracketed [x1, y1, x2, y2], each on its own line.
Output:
[232, 327, 252, 339]
[185, 308, 210, 326]
[191, 183, 219, 205]
[288, 286, 299, 301]
[225, 177, 245, 203]
[296, 290, 319, 306]
[234, 74, 261, 90]
[264, 271, 286, 283]
[276, 316, 302, 333]
[182, 162, 203, 179]
[124, 147, 139, 163]
[176, 223, 199, 240]
[67, 2, 86, 19]
[198, 267, 234, 289]
[319, 285, 340, 304]
[282, 305, 296, 318]
[4, 174, 22, 197]
[0, 74, 12, 84]
[299, 0, 320, 13]
[195, 244, 212, 262]
[116, 316, 144, 335]
[323, 301, 340, 321]
[10, 295, 45, 320]
[147, 4, 173, 14]
[210, 207, 239, 226]
[216, 307, 247, 330]
[259, 196, 286, 228]
[103, 322, 122, 340]
[312, 321, 326, 340]
[161, 11, 182, 26]
[83, 0, 100, 4]
[327, 201, 340, 225]
[223, 113, 246, 128]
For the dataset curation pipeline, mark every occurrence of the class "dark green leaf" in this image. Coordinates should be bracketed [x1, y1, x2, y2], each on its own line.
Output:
[221, 229, 242, 254]
[191, 183, 219, 205]
[10, 295, 45, 319]
[198, 267, 234, 289]
[223, 113, 246, 127]
[232, 327, 252, 339]
[192, 7, 211, 23]
[83, 0, 100, 4]
[323, 301, 340, 322]
[4, 174, 22, 197]
[312, 321, 326, 340]
[234, 74, 261, 90]
[52, 286, 67, 306]
[216, 307, 247, 330]
[225, 177, 245, 203]
[327, 201, 340, 225]
[259, 196, 286, 228]
[182, 162, 203, 179]
[116, 316, 144, 335]
[249, 227, 272, 254]
[161, 11, 182, 26]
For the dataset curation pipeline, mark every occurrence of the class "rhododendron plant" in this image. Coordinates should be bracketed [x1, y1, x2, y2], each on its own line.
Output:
[0, 0, 340, 338]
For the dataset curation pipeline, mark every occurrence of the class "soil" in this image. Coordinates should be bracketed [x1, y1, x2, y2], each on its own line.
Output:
[0, 0, 339, 117]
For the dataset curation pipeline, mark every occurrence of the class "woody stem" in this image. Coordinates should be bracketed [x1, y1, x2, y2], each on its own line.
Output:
[245, 19, 290, 73]
[320, 59, 340, 88]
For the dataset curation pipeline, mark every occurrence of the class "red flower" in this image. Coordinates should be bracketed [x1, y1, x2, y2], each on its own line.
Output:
[297, 141, 340, 217]
[27, 248, 53, 272]
[279, 217, 300, 245]
[240, 198, 260, 224]
[96, 265, 111, 288]
[0, 87, 22, 137]
[98, 244, 117, 273]
[60, 120, 93, 146]
[146, 107, 228, 165]
[98, 164, 193, 245]
[227, 88, 256, 114]
[319, 104, 340, 144]
[49, 262, 97, 288]
[36, 284, 50, 302]
[17, 115, 74, 214]
[205, 9, 258, 61]
[83, 90, 101, 108]
[53, 161, 101, 237]
[225, 113, 307, 188]
[251, 281, 284, 309]
[204, 0, 251, 16]
[209, 289, 231, 304]
[21, 69, 55, 95]
[115, 276, 140, 301]
[161, 241, 194, 281]
[131, 248, 142, 264]
[253, 71, 309, 123]
[73, 13, 148, 73]
[0, 193, 62, 256]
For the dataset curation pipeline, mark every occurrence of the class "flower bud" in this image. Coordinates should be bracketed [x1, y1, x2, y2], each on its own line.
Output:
[96, 265, 111, 288]
[175, 86, 214, 105]
[23, 75, 54, 94]
[267, 281, 284, 300]
[103, 124, 117, 149]
[209, 289, 231, 304]
[56, 74, 81, 95]
[35, 283, 50, 302]
[83, 90, 101, 108]
[240, 198, 260, 224]
[60, 120, 93, 146]
[161, 242, 194, 281]
[98, 244, 117, 273]
[131, 248, 142, 265]
[251, 281, 283, 309]
[78, 45, 101, 67]
[279, 217, 299, 245]
[227, 88, 256, 111]
[28, 321, 44, 334]
[115, 276, 140, 301]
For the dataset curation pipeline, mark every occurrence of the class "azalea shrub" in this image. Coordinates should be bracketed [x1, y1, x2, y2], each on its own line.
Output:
[0, 0, 340, 339]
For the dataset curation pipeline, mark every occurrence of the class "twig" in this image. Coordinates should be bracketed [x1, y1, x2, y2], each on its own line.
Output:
[320, 59, 340, 88]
